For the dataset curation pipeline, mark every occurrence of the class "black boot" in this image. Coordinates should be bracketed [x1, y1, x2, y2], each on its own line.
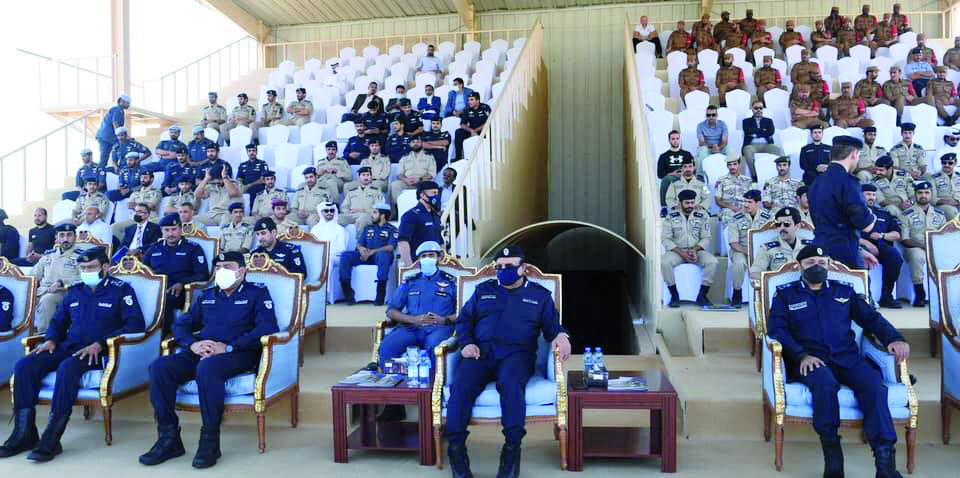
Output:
[696, 285, 713, 307]
[374, 281, 387, 306]
[139, 424, 186, 466]
[820, 435, 844, 478]
[873, 444, 903, 478]
[496, 443, 521, 478]
[447, 442, 473, 478]
[912, 284, 926, 307]
[191, 427, 221, 469]
[879, 278, 901, 308]
[731, 289, 743, 308]
[26, 414, 69, 462]
[340, 279, 355, 304]
[376, 404, 407, 422]
[0, 409, 38, 458]
[667, 285, 680, 308]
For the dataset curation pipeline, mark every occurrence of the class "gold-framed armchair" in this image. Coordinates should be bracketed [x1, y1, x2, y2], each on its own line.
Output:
[760, 261, 917, 473]
[279, 227, 330, 355]
[370, 255, 475, 365]
[75, 231, 112, 258]
[183, 228, 221, 275]
[937, 264, 960, 443]
[19, 256, 167, 445]
[161, 253, 303, 453]
[431, 263, 567, 470]
[0, 257, 38, 387]
[926, 220, 960, 356]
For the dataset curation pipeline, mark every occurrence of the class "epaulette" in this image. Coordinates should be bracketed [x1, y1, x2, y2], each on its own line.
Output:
[934, 207, 946, 215]
[903, 208, 915, 216]
[801, 239, 813, 245]
[108, 278, 126, 287]
[894, 170, 907, 176]
[828, 279, 854, 289]
[891, 143, 904, 150]
[249, 282, 267, 289]
[934, 172, 943, 178]
[765, 240, 779, 248]
[759, 211, 771, 219]
[668, 211, 681, 218]
[695, 174, 705, 181]
[439, 271, 456, 282]
[733, 212, 746, 220]
[776, 281, 799, 291]
[692, 211, 705, 218]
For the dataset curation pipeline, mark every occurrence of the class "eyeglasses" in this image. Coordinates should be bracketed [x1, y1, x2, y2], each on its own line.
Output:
[753, 107, 764, 110]
[706, 113, 717, 117]
[321, 209, 335, 213]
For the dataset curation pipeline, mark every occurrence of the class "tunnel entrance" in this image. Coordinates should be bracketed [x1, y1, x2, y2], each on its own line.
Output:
[483, 222, 642, 355]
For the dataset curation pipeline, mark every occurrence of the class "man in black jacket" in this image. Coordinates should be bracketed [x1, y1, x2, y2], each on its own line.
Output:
[741, 100, 783, 181]
[800, 125, 832, 186]
[657, 131, 694, 209]
[119, 203, 162, 258]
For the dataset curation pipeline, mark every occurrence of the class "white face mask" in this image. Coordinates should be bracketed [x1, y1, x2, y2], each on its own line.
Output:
[80, 271, 102, 287]
[215, 268, 239, 290]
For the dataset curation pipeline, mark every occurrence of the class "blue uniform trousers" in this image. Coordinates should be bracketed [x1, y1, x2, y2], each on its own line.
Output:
[244, 184, 265, 209]
[875, 242, 904, 288]
[62, 191, 82, 201]
[444, 351, 536, 447]
[13, 346, 99, 416]
[149, 350, 260, 430]
[795, 358, 897, 447]
[98, 138, 113, 169]
[141, 159, 177, 174]
[339, 250, 393, 282]
[107, 189, 132, 202]
[378, 324, 454, 369]
[820, 236, 865, 270]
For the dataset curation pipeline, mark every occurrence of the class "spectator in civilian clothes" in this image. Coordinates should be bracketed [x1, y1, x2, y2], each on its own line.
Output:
[13, 208, 55, 266]
[418, 84, 442, 121]
[633, 16, 661, 57]
[658, 130, 694, 208]
[904, 47, 935, 96]
[742, 100, 783, 181]
[416, 45, 443, 73]
[695, 105, 729, 172]
[444, 78, 474, 118]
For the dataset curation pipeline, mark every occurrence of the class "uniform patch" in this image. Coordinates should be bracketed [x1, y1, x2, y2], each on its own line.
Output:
[788, 301, 807, 310]
[176, 252, 187, 256]
[522, 298, 539, 305]
[408, 290, 421, 296]
[834, 297, 849, 304]
[202, 299, 216, 305]
[437, 281, 450, 288]
[69, 302, 80, 307]
[124, 295, 133, 306]
[1, 302, 9, 311]
[480, 294, 497, 300]
[235, 299, 249, 305]
[198, 255, 205, 263]
[294, 257, 301, 266]
[264, 300, 273, 310]
[98, 302, 112, 308]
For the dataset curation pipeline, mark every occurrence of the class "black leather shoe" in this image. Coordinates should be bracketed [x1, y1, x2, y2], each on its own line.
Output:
[0, 409, 38, 458]
[912, 284, 926, 307]
[374, 281, 387, 306]
[340, 279, 356, 304]
[496, 444, 521, 478]
[447, 443, 474, 478]
[820, 435, 844, 478]
[730, 289, 743, 308]
[191, 427, 221, 469]
[878, 297, 902, 309]
[139, 425, 185, 466]
[27, 414, 69, 462]
[873, 445, 903, 478]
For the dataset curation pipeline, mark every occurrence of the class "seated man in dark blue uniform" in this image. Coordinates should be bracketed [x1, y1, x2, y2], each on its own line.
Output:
[250, 217, 306, 275]
[340, 202, 398, 305]
[861, 183, 905, 308]
[0, 247, 144, 462]
[236, 143, 269, 208]
[143, 214, 210, 335]
[139, 251, 279, 469]
[0, 285, 12, 332]
[397, 180, 443, 266]
[767, 245, 910, 478]
[445, 246, 571, 478]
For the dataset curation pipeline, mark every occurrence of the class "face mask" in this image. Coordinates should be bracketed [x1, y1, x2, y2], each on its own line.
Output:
[428, 194, 441, 209]
[215, 268, 239, 290]
[802, 265, 828, 285]
[133, 214, 145, 223]
[397, 93, 406, 99]
[80, 271, 102, 287]
[420, 257, 438, 276]
[497, 265, 522, 286]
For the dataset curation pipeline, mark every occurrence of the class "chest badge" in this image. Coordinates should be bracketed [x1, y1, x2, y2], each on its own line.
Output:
[834, 297, 849, 304]
[788, 301, 807, 311]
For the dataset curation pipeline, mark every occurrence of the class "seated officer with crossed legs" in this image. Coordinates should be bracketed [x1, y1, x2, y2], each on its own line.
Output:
[861, 184, 905, 309]
[0, 247, 144, 462]
[767, 245, 910, 478]
[340, 202, 397, 305]
[445, 246, 571, 478]
[140, 251, 279, 469]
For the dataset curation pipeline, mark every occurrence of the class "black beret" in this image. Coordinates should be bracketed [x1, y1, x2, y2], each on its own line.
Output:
[677, 189, 698, 201]
[303, 166, 317, 175]
[158, 213, 182, 227]
[174, 144, 188, 154]
[796, 244, 826, 262]
[915, 180, 933, 191]
[205, 143, 219, 150]
[325, 141, 338, 148]
[743, 189, 762, 201]
[875, 155, 894, 167]
[494, 245, 524, 260]
[139, 169, 154, 176]
[680, 156, 694, 165]
[237, 92, 248, 98]
[774, 156, 791, 163]
[942, 153, 958, 163]
[177, 174, 194, 184]
[901, 122, 916, 131]
[267, 89, 277, 95]
[296, 87, 306, 94]
[253, 217, 276, 232]
[213, 251, 246, 267]
[399, 98, 411, 106]
[832, 135, 863, 149]
[77, 246, 108, 264]
[368, 137, 382, 145]
[228, 202, 244, 212]
[862, 183, 878, 192]
[416, 180, 440, 194]
[358, 166, 372, 174]
[261, 170, 276, 178]
[863, 126, 877, 134]
[910, 47, 923, 55]
[55, 223, 78, 233]
[796, 185, 808, 196]
[775, 207, 801, 222]
[245, 143, 257, 150]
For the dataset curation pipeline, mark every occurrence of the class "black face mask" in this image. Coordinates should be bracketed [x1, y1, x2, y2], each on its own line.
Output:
[802, 265, 828, 285]
[133, 214, 146, 223]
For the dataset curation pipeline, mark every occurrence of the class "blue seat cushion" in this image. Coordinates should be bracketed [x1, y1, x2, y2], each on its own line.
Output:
[784, 382, 911, 420]
[41, 370, 102, 390]
[442, 375, 556, 407]
[178, 372, 256, 396]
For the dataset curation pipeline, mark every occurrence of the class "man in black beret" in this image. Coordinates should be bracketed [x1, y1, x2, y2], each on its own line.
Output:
[143, 213, 210, 334]
[860, 183, 905, 308]
[397, 180, 444, 266]
[250, 217, 306, 275]
[662, 189, 717, 307]
[889, 122, 928, 181]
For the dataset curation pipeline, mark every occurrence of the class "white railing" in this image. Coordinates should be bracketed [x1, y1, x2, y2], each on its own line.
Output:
[25, 50, 117, 110]
[0, 110, 102, 215]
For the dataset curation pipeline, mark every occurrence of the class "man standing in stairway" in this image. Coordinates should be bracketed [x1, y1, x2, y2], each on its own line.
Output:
[96, 95, 130, 168]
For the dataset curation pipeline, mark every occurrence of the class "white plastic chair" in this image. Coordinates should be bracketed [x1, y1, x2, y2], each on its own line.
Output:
[278, 60, 296, 78]
[849, 45, 871, 70]
[666, 51, 688, 69]
[335, 121, 356, 141]
[300, 122, 325, 147]
[349, 56, 369, 75]
[698, 49, 719, 68]
[778, 127, 810, 155]
[362, 45, 379, 60]
[375, 55, 397, 70]
[339, 47, 357, 60]
[229, 125, 252, 147]
[411, 43, 428, 58]
[274, 143, 301, 171]
[726, 48, 747, 66]
[725, 89, 752, 116]
[889, 43, 912, 65]
[898, 32, 918, 48]
[763, 88, 789, 112]
[639, 76, 664, 98]
[907, 103, 937, 148]
[397, 189, 418, 218]
[684, 90, 710, 112]
[753, 47, 775, 66]
[265, 124, 290, 146]
[822, 126, 847, 146]
[785, 45, 805, 68]
[438, 41, 456, 57]
[400, 53, 418, 69]
[678, 109, 703, 152]
[388, 44, 405, 58]
[204, 128, 220, 143]
[755, 153, 780, 185]
[305, 58, 323, 75]
[326, 105, 348, 124]
[367, 65, 387, 85]
[292, 70, 312, 85]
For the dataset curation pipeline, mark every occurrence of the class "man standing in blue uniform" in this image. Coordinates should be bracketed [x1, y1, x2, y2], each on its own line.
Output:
[861, 184, 905, 308]
[0, 247, 144, 462]
[96, 95, 129, 168]
[250, 218, 306, 275]
[143, 214, 210, 335]
[809, 135, 876, 269]
[800, 125, 832, 186]
[398, 180, 444, 266]
[139, 251, 278, 469]
[340, 202, 397, 305]
[446, 246, 571, 478]
[767, 245, 909, 478]
[236, 144, 269, 208]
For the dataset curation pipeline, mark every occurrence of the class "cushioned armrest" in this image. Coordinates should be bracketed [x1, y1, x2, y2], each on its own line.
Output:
[107, 333, 148, 346]
[0, 331, 13, 338]
[258, 333, 300, 400]
[861, 336, 898, 383]
[763, 338, 784, 409]
[304, 281, 326, 292]
[21, 335, 45, 354]
[161, 337, 178, 356]
[260, 331, 292, 346]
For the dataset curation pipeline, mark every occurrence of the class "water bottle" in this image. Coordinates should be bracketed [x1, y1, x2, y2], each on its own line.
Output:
[583, 347, 593, 375]
[594, 347, 605, 371]
[418, 351, 431, 384]
[407, 348, 421, 385]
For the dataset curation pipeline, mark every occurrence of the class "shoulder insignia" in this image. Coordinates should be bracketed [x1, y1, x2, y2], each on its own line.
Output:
[934, 207, 946, 215]
[692, 211, 705, 218]
[894, 170, 907, 176]
[903, 208, 914, 215]
[934, 172, 943, 178]
[829, 279, 854, 290]
[668, 211, 681, 218]
[439, 271, 456, 282]
[733, 212, 746, 219]
[800, 239, 813, 245]
[759, 211, 771, 219]
[765, 240, 779, 248]
[775, 281, 799, 291]
[250, 282, 267, 288]
[695, 174, 705, 181]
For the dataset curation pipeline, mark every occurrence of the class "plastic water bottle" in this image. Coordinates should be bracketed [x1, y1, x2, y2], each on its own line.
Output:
[583, 347, 593, 375]
[418, 351, 431, 384]
[407, 348, 421, 385]
[593, 347, 605, 371]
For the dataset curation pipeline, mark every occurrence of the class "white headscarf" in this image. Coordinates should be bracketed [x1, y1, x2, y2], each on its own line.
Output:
[310, 202, 346, 265]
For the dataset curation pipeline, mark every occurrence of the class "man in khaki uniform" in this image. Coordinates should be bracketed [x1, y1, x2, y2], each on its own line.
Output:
[250, 171, 287, 219]
[72, 175, 109, 222]
[691, 14, 712, 40]
[258, 89, 285, 128]
[749, 207, 811, 280]
[713, 11, 734, 44]
[854, 4, 877, 37]
[916, 34, 937, 65]
[314, 141, 352, 201]
[873, 155, 915, 223]
[31, 224, 82, 333]
[738, 9, 758, 39]
[727, 190, 772, 306]
[666, 158, 710, 211]
[891, 3, 911, 32]
[200, 92, 227, 137]
[285, 87, 314, 126]
[662, 189, 717, 307]
[178, 202, 207, 236]
[715, 156, 754, 225]
[790, 84, 826, 129]
[679, 54, 709, 99]
[666, 21, 691, 55]
[693, 19, 716, 53]
[901, 181, 946, 306]
[221, 92, 258, 144]
[166, 176, 199, 215]
[779, 20, 804, 51]
[390, 136, 437, 211]
[339, 167, 384, 237]
[889, 123, 928, 180]
[219, 202, 254, 253]
[836, 18, 859, 58]
[855, 67, 889, 107]
[723, 23, 747, 54]
[790, 49, 820, 86]
[762, 156, 803, 210]
[750, 20, 773, 56]
[824, 7, 844, 36]
[754, 55, 784, 103]
[194, 163, 241, 226]
[797, 186, 813, 226]
[854, 127, 888, 183]
[346, 139, 390, 192]
[716, 53, 746, 107]
[944, 37, 960, 71]
[833, 82, 874, 129]
[291, 167, 331, 227]
[933, 153, 960, 219]
[874, 14, 898, 50]
[269, 199, 301, 237]
[811, 20, 835, 49]
[883, 65, 926, 123]
[927, 66, 960, 125]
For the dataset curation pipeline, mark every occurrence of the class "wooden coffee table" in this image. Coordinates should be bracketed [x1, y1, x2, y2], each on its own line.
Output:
[331, 378, 436, 465]
[566, 370, 677, 472]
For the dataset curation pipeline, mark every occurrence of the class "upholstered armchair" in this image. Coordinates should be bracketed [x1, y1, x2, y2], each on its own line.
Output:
[20, 256, 166, 445]
[183, 229, 220, 275]
[0, 258, 37, 386]
[279, 227, 329, 356]
[75, 232, 112, 257]
[926, 221, 960, 356]
[370, 256, 475, 364]
[163, 253, 303, 453]
[760, 261, 918, 473]
[937, 264, 960, 443]
[432, 264, 567, 470]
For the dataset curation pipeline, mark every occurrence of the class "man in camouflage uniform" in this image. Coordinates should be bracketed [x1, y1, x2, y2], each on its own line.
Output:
[219, 202, 254, 253]
[723, 23, 747, 54]
[836, 18, 860, 57]
[749, 207, 811, 280]
[854, 4, 877, 37]
[200, 92, 227, 140]
[883, 65, 926, 124]
[339, 166, 384, 237]
[933, 152, 960, 219]
[779, 20, 804, 51]
[72, 175, 109, 223]
[285, 87, 314, 127]
[31, 224, 82, 333]
[662, 189, 717, 307]
[854, 127, 888, 183]
[806, 70, 832, 122]
[944, 37, 960, 71]
[727, 190, 772, 306]
[691, 14, 712, 40]
[873, 155, 915, 224]
[250, 171, 287, 219]
[901, 181, 945, 306]
[221, 92, 257, 144]
[790, 84, 826, 129]
[916, 33, 937, 65]
[811, 20, 835, 49]
[790, 49, 820, 86]
[824, 7, 845, 36]
[797, 186, 813, 225]
[754, 55, 784, 102]
[291, 167, 332, 227]
[665, 158, 710, 211]
[679, 54, 709, 99]
[874, 14, 899, 50]
[927, 66, 960, 125]
[715, 156, 754, 225]
[666, 21, 692, 55]
[763, 156, 803, 210]
[693, 20, 717, 53]
[890, 122, 928, 179]
[716, 53, 746, 107]
[832, 82, 874, 129]
[166, 176, 199, 215]
[750, 20, 773, 58]
[855, 66, 889, 107]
